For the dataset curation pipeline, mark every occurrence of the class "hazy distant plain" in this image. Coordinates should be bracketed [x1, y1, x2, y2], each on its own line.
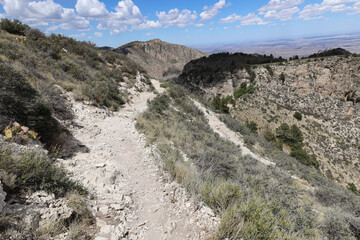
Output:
[193, 34, 360, 58]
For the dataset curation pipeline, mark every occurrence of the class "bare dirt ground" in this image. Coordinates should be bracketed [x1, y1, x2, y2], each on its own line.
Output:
[63, 80, 218, 240]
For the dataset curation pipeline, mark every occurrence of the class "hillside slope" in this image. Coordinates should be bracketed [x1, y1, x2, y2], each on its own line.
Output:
[115, 39, 206, 80]
[178, 51, 360, 190]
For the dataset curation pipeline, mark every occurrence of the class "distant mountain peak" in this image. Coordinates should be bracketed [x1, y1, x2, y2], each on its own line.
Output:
[115, 40, 206, 80]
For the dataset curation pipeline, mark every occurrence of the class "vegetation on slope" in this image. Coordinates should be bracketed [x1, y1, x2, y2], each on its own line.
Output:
[0, 19, 147, 239]
[137, 83, 360, 239]
[0, 19, 150, 155]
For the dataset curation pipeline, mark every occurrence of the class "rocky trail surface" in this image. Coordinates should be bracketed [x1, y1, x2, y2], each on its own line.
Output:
[63, 80, 217, 240]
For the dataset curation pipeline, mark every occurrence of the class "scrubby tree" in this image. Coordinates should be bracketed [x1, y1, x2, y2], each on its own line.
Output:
[0, 19, 30, 36]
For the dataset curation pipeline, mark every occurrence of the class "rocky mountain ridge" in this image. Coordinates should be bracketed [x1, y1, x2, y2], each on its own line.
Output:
[179, 53, 360, 189]
[115, 39, 206, 80]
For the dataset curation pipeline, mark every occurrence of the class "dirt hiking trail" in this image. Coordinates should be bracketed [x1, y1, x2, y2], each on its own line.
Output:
[64, 80, 217, 240]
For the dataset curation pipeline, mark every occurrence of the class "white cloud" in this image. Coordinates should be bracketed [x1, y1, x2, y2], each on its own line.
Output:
[219, 13, 242, 23]
[200, 0, 228, 22]
[133, 20, 162, 30]
[259, 0, 305, 13]
[94, 32, 103, 37]
[156, 9, 197, 27]
[299, 0, 360, 19]
[258, 0, 304, 21]
[145, 32, 155, 36]
[75, 0, 108, 18]
[264, 6, 300, 20]
[224, 26, 229, 29]
[240, 13, 269, 26]
[0, 0, 91, 31]
[97, 0, 143, 32]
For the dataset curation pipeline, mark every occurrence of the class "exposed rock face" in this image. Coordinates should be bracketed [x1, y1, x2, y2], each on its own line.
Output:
[179, 55, 360, 188]
[115, 39, 206, 80]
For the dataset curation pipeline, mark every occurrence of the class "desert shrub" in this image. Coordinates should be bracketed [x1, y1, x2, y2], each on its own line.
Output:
[280, 73, 285, 84]
[293, 112, 302, 121]
[148, 94, 170, 114]
[219, 115, 252, 136]
[216, 196, 294, 240]
[347, 183, 359, 195]
[160, 82, 170, 88]
[0, 19, 30, 36]
[245, 65, 256, 82]
[211, 96, 230, 114]
[234, 83, 255, 99]
[245, 120, 258, 134]
[0, 64, 61, 147]
[82, 80, 126, 110]
[25, 28, 46, 40]
[0, 146, 86, 197]
[276, 123, 303, 149]
[290, 149, 319, 169]
[265, 65, 274, 76]
[321, 211, 356, 240]
[264, 130, 276, 142]
[200, 180, 242, 213]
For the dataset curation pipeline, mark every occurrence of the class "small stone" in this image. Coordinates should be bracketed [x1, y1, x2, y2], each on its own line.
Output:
[96, 163, 106, 168]
[99, 206, 109, 214]
[110, 204, 124, 211]
[202, 206, 215, 217]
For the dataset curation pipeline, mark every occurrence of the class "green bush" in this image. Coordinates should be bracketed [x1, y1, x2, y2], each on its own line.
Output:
[0, 19, 30, 36]
[0, 146, 86, 197]
[216, 196, 294, 240]
[0, 63, 61, 147]
[347, 183, 359, 195]
[265, 65, 274, 76]
[245, 65, 256, 82]
[234, 83, 255, 99]
[276, 123, 303, 148]
[290, 149, 319, 169]
[280, 73, 285, 84]
[246, 119, 258, 134]
[211, 96, 231, 114]
[160, 83, 170, 88]
[148, 94, 170, 114]
[264, 130, 276, 142]
[293, 112, 302, 121]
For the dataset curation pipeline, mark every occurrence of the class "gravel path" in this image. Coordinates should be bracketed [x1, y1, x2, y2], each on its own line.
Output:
[63, 80, 217, 240]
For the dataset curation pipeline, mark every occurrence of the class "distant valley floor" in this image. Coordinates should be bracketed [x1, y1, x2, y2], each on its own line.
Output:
[193, 33, 360, 58]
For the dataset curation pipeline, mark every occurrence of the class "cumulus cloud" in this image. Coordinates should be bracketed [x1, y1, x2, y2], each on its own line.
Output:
[156, 9, 197, 27]
[133, 20, 162, 30]
[258, 0, 304, 21]
[240, 13, 269, 26]
[0, 0, 90, 30]
[97, 0, 143, 32]
[75, 0, 108, 18]
[299, 0, 360, 19]
[200, 0, 228, 22]
[259, 0, 305, 13]
[264, 6, 300, 20]
[219, 13, 242, 23]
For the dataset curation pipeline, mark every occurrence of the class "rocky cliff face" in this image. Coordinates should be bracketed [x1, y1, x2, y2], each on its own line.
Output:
[115, 39, 206, 80]
[179, 55, 360, 189]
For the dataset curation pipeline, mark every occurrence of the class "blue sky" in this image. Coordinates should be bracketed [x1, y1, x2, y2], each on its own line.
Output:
[1, 0, 360, 47]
